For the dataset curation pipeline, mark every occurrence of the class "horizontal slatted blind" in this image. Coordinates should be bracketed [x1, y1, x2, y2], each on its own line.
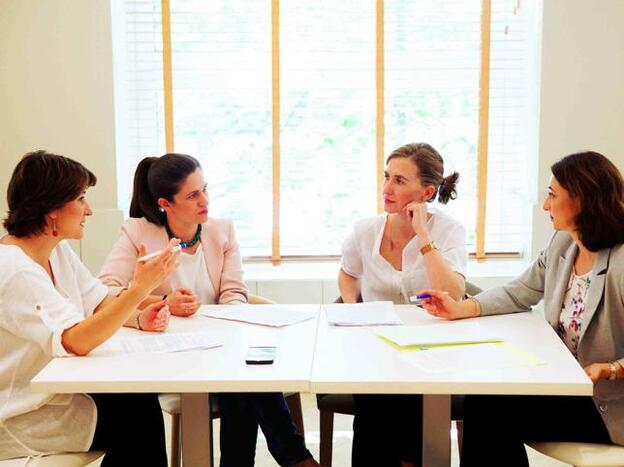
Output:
[116, 0, 541, 257]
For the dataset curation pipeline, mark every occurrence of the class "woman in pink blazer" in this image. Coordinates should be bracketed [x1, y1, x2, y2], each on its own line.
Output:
[99, 154, 317, 467]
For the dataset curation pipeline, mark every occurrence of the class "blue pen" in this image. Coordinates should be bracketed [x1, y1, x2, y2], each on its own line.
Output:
[409, 291, 449, 303]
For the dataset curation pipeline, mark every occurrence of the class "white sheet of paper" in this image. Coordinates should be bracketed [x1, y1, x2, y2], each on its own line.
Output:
[198, 304, 316, 327]
[94, 332, 222, 356]
[323, 301, 402, 326]
[400, 342, 545, 373]
[376, 321, 501, 347]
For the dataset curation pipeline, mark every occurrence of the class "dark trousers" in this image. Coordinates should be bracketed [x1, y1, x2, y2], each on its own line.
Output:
[460, 394, 611, 467]
[217, 392, 312, 467]
[89, 393, 167, 467]
[352, 394, 423, 467]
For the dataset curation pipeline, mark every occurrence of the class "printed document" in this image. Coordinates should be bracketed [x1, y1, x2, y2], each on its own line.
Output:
[198, 304, 316, 327]
[94, 332, 222, 356]
[324, 301, 402, 326]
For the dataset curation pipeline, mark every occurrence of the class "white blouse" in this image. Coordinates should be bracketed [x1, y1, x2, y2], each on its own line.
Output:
[341, 210, 467, 304]
[0, 241, 108, 460]
[169, 244, 217, 304]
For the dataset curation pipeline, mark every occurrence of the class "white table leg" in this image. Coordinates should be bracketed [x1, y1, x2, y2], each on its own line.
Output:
[422, 394, 451, 467]
[181, 393, 212, 467]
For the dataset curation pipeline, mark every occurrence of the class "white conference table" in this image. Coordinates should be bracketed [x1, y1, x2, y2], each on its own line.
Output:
[31, 305, 321, 467]
[310, 305, 593, 467]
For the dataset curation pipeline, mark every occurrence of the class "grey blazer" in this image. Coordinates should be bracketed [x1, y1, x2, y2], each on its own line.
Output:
[475, 231, 624, 445]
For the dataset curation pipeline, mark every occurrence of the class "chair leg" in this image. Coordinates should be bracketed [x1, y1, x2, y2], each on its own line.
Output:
[170, 412, 181, 467]
[286, 393, 305, 435]
[455, 420, 464, 455]
[319, 409, 334, 467]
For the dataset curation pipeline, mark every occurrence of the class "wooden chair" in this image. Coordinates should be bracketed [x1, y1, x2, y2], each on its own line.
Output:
[0, 452, 104, 467]
[527, 442, 624, 467]
[161, 294, 305, 467]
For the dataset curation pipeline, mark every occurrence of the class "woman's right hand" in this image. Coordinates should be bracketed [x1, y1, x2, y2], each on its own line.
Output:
[418, 289, 480, 320]
[138, 300, 170, 332]
[132, 239, 180, 296]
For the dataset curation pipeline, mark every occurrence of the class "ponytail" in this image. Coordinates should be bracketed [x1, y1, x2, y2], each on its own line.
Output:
[437, 172, 459, 205]
[129, 153, 202, 226]
[129, 157, 163, 225]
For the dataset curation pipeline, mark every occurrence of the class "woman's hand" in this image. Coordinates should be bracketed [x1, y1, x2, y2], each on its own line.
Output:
[584, 363, 609, 383]
[132, 239, 180, 296]
[138, 301, 170, 332]
[405, 201, 429, 238]
[167, 287, 201, 317]
[419, 289, 480, 320]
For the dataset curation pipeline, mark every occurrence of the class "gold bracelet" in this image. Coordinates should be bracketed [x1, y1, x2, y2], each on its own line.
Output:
[135, 312, 144, 331]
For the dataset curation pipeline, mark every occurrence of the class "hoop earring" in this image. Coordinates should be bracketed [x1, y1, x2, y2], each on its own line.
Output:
[52, 219, 58, 237]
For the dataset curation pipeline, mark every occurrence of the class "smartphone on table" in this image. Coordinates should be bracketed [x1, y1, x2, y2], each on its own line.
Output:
[245, 346, 276, 365]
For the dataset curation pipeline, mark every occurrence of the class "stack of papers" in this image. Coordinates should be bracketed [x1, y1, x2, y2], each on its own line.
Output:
[94, 332, 222, 356]
[198, 304, 316, 327]
[323, 301, 402, 326]
[376, 322, 502, 350]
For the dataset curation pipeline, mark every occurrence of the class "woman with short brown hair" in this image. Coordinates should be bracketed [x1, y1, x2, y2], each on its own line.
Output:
[0, 150, 177, 465]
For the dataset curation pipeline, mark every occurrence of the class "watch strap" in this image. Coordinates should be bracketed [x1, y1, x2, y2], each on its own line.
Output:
[419, 241, 438, 255]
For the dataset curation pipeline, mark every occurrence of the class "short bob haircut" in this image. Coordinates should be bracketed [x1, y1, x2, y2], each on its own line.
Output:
[551, 151, 624, 252]
[3, 150, 97, 237]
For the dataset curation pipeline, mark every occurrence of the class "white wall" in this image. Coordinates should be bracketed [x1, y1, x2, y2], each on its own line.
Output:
[533, 0, 624, 257]
[1, 0, 623, 300]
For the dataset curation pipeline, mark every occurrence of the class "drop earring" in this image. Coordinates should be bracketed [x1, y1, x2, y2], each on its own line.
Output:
[52, 219, 58, 237]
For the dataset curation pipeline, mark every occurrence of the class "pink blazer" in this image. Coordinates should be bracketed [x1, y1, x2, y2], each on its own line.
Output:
[98, 217, 248, 304]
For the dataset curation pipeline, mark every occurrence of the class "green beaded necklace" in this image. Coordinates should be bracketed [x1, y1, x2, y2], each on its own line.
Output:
[165, 222, 202, 248]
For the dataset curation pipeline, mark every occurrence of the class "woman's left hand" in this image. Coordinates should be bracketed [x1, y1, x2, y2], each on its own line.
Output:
[584, 363, 608, 383]
[138, 300, 170, 332]
[405, 201, 429, 237]
[167, 287, 201, 317]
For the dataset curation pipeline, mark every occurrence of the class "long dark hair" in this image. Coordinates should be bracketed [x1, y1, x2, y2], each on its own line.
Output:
[4, 150, 96, 237]
[386, 143, 459, 204]
[129, 153, 201, 226]
[551, 151, 624, 251]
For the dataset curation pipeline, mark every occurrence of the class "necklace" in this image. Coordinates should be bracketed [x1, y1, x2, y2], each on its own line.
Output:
[165, 222, 202, 248]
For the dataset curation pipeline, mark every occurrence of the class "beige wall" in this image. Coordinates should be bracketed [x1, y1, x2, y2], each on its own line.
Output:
[0, 0, 123, 266]
[533, 0, 624, 257]
[1, 0, 623, 273]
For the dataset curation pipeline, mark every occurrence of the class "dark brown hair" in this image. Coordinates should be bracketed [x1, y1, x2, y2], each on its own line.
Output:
[551, 151, 624, 251]
[129, 153, 201, 226]
[3, 150, 97, 237]
[386, 142, 459, 204]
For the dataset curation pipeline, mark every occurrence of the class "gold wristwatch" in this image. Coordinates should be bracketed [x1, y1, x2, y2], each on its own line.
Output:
[419, 241, 438, 255]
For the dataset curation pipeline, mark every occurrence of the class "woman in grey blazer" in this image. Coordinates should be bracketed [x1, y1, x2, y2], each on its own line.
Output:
[420, 151, 624, 466]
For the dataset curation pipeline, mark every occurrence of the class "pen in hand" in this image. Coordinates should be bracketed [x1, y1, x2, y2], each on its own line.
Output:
[138, 244, 185, 262]
[409, 291, 449, 303]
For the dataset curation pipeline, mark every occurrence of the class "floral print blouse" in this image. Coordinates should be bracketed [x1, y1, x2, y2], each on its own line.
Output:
[558, 269, 592, 356]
